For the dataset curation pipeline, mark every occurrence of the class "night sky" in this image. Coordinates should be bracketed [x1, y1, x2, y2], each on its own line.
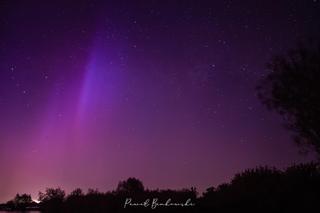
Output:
[0, 0, 319, 202]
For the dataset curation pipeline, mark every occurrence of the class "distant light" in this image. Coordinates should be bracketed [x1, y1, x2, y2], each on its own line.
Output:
[32, 199, 40, 203]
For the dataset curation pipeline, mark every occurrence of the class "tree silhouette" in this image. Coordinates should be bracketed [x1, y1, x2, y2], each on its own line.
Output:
[69, 188, 84, 197]
[1, 170, 319, 212]
[116, 177, 145, 194]
[38, 187, 65, 212]
[257, 39, 320, 156]
[39, 187, 65, 202]
[198, 163, 320, 212]
[13, 193, 32, 210]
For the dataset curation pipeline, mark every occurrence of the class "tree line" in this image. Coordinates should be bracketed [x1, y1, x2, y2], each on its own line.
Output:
[1, 163, 319, 212]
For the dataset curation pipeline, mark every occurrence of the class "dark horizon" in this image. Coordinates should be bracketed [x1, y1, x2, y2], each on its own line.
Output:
[1, 0, 319, 204]
[2, 164, 320, 212]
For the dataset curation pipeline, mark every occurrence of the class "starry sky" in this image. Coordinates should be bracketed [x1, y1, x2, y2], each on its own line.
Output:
[0, 0, 319, 202]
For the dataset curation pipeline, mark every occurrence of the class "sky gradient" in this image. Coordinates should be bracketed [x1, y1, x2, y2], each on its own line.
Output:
[0, 0, 319, 202]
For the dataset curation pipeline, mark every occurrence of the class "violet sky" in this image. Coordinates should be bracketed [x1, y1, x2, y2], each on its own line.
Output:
[0, 0, 319, 202]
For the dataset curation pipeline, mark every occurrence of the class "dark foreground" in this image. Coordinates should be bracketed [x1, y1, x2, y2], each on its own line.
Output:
[1, 163, 319, 212]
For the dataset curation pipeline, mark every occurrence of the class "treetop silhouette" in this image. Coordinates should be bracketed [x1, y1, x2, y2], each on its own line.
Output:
[257, 38, 320, 156]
